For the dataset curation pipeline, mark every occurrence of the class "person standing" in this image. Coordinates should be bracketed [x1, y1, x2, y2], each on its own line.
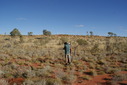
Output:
[63, 42, 71, 65]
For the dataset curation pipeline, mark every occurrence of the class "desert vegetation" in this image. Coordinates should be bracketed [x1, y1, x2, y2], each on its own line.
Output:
[0, 34, 127, 85]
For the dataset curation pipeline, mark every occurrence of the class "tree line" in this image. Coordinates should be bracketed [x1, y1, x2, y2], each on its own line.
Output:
[8, 28, 117, 37]
[10, 28, 52, 36]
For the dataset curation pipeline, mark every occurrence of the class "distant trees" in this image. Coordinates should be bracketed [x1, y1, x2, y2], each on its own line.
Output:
[8, 28, 118, 37]
[86, 31, 89, 36]
[43, 29, 51, 35]
[9, 29, 52, 36]
[28, 32, 33, 36]
[113, 33, 117, 36]
[10, 28, 21, 36]
[108, 32, 117, 37]
[86, 31, 93, 36]
[90, 31, 93, 36]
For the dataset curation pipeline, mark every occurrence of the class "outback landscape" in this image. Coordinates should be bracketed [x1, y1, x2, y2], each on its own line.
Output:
[0, 33, 127, 85]
[1, 0, 127, 85]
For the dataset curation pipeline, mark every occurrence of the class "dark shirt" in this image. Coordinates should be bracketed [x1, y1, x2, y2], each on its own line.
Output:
[64, 43, 70, 54]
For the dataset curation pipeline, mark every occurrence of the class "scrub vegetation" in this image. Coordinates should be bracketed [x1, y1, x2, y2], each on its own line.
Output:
[0, 34, 127, 85]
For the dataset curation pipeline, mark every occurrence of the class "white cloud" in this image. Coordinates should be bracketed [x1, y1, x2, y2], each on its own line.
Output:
[75, 24, 85, 28]
[16, 18, 27, 21]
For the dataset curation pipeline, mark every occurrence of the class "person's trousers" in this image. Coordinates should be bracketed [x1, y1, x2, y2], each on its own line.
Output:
[65, 54, 71, 64]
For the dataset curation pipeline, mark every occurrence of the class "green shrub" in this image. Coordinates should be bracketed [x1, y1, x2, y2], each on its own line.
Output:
[0, 79, 8, 85]
[85, 70, 97, 76]
[77, 39, 88, 46]
[81, 75, 91, 80]
[89, 63, 95, 69]
[10, 28, 21, 36]
[112, 74, 127, 82]
[105, 67, 120, 74]
[97, 59, 106, 65]
[91, 44, 100, 54]
[43, 29, 51, 35]
[59, 37, 68, 44]
[90, 70, 97, 76]
[97, 71, 105, 75]
[28, 32, 33, 36]
[34, 37, 50, 46]
[44, 78, 62, 85]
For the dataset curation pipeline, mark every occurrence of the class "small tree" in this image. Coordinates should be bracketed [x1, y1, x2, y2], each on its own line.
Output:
[90, 31, 93, 36]
[10, 28, 21, 36]
[108, 32, 117, 37]
[86, 31, 89, 36]
[43, 29, 51, 35]
[113, 33, 117, 37]
[28, 32, 33, 36]
[108, 32, 113, 37]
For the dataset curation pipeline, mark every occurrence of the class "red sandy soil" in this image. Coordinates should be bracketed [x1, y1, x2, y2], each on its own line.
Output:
[73, 71, 127, 85]
[119, 81, 127, 84]
[118, 71, 127, 74]
[8, 78, 24, 85]
[2, 58, 127, 85]
[73, 74, 111, 85]
[6, 68, 127, 85]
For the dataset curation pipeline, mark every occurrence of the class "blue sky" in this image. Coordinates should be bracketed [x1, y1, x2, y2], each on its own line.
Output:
[0, 0, 127, 36]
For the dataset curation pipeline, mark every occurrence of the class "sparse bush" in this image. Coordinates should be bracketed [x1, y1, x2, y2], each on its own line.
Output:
[105, 67, 120, 74]
[43, 29, 51, 35]
[34, 37, 50, 46]
[10, 28, 21, 36]
[28, 32, 33, 36]
[90, 31, 93, 36]
[55, 68, 76, 84]
[90, 70, 97, 76]
[0, 70, 4, 77]
[85, 70, 97, 76]
[2, 43, 12, 48]
[36, 66, 52, 77]
[89, 62, 95, 69]
[84, 65, 88, 71]
[46, 78, 61, 85]
[91, 44, 100, 54]
[0, 79, 8, 85]
[77, 39, 88, 46]
[111, 74, 127, 85]
[97, 71, 105, 75]
[0, 34, 127, 85]
[61, 73, 76, 84]
[23, 79, 34, 85]
[81, 75, 91, 80]
[97, 59, 106, 65]
[108, 32, 117, 37]
[0, 54, 10, 60]
[59, 37, 68, 44]
[34, 78, 62, 85]
[112, 74, 127, 81]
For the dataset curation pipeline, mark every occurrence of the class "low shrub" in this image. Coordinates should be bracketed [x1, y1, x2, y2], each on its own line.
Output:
[84, 70, 97, 76]
[105, 67, 120, 74]
[76, 39, 88, 46]
[81, 75, 91, 80]
[0, 79, 8, 85]
[59, 37, 68, 45]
